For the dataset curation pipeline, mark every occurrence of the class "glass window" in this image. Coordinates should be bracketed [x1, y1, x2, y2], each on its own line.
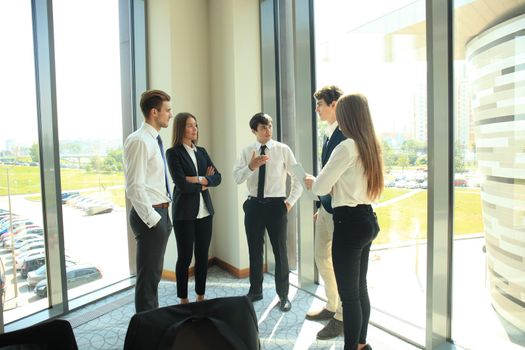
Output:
[313, 0, 427, 344]
[51, 0, 130, 301]
[452, 1, 525, 348]
[0, 0, 50, 323]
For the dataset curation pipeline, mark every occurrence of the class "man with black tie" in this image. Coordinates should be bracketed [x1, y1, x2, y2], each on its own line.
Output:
[305, 85, 346, 339]
[123, 89, 173, 312]
[233, 113, 302, 312]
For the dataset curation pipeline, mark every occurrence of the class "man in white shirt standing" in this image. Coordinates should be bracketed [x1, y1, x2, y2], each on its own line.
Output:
[306, 85, 346, 339]
[123, 89, 173, 312]
[233, 113, 302, 312]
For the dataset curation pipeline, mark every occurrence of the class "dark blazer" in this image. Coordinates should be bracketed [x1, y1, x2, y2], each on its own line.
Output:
[166, 144, 221, 221]
[318, 127, 346, 213]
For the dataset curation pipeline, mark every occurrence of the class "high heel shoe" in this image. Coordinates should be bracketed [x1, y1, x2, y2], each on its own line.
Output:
[362, 345, 372, 350]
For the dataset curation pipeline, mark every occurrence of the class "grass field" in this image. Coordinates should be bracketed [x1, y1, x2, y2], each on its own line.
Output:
[1, 165, 484, 244]
[374, 188, 484, 245]
[0, 166, 124, 196]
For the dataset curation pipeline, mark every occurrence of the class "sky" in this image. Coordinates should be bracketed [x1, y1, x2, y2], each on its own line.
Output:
[0, 0, 425, 150]
[313, 0, 426, 137]
[0, 0, 122, 149]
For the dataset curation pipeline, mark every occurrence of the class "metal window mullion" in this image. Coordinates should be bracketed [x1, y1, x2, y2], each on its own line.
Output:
[32, 0, 68, 312]
[120, 0, 148, 275]
[425, 0, 454, 348]
[293, 0, 317, 290]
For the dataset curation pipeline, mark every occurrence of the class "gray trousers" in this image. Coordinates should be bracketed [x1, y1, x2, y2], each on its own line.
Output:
[129, 207, 172, 313]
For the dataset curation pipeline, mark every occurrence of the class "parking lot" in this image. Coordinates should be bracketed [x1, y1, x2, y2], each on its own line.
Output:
[0, 191, 130, 323]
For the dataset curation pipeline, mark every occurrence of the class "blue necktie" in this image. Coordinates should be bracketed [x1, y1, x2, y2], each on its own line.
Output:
[156, 135, 171, 199]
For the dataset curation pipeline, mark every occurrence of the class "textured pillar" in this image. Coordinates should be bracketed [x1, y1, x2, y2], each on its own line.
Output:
[466, 13, 525, 331]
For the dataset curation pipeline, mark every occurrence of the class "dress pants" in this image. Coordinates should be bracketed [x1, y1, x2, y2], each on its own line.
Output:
[315, 206, 343, 321]
[129, 206, 172, 313]
[332, 205, 379, 350]
[173, 215, 213, 299]
[243, 198, 289, 299]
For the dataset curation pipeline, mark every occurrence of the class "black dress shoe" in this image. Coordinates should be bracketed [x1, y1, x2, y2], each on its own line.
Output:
[246, 293, 263, 302]
[316, 319, 343, 340]
[279, 298, 291, 312]
[305, 308, 335, 321]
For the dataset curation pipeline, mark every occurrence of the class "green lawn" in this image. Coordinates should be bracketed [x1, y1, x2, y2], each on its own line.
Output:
[0, 166, 124, 196]
[374, 188, 484, 245]
[378, 188, 410, 202]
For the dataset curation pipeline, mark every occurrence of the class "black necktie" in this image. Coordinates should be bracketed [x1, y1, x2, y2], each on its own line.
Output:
[257, 145, 267, 199]
[321, 136, 329, 166]
[156, 135, 171, 199]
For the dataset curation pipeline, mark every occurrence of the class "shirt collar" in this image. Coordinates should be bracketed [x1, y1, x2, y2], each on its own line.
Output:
[256, 139, 274, 150]
[182, 142, 197, 152]
[142, 122, 159, 139]
[326, 121, 338, 139]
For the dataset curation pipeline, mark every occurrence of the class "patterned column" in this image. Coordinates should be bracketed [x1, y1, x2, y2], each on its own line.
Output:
[466, 14, 525, 331]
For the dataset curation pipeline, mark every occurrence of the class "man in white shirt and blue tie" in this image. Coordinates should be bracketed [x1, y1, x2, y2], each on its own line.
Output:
[123, 89, 173, 312]
[233, 113, 302, 312]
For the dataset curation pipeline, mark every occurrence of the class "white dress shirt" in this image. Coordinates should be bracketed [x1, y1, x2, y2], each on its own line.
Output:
[312, 138, 373, 208]
[233, 139, 303, 206]
[325, 121, 338, 139]
[182, 143, 211, 219]
[123, 123, 171, 228]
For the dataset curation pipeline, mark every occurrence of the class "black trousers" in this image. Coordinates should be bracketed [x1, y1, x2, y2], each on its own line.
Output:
[173, 215, 213, 299]
[129, 207, 172, 313]
[243, 198, 289, 299]
[332, 205, 379, 350]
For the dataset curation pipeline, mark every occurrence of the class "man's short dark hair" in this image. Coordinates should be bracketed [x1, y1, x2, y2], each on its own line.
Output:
[313, 85, 343, 105]
[140, 89, 171, 118]
[249, 113, 273, 131]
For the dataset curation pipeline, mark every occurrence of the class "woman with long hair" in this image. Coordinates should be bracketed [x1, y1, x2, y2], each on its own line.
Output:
[305, 93, 383, 350]
[166, 112, 221, 304]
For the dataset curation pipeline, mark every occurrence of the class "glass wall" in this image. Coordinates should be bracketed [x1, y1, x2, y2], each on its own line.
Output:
[313, 0, 427, 344]
[452, 1, 525, 349]
[0, 1, 50, 322]
[51, 0, 130, 301]
[0, 0, 141, 328]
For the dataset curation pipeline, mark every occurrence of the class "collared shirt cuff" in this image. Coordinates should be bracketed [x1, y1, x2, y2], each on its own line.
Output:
[144, 210, 162, 228]
[285, 197, 297, 207]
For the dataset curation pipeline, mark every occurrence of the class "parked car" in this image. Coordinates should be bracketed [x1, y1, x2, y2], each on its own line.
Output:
[0, 222, 40, 239]
[34, 264, 102, 298]
[26, 259, 77, 287]
[0, 219, 34, 235]
[1, 227, 43, 246]
[84, 202, 114, 216]
[20, 254, 46, 278]
[15, 249, 45, 270]
[14, 237, 44, 250]
[15, 241, 45, 258]
[453, 179, 468, 187]
[3, 233, 42, 249]
[61, 191, 80, 203]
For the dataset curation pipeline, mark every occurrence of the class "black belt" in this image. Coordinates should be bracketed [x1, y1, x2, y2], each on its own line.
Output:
[152, 202, 169, 209]
[247, 196, 285, 204]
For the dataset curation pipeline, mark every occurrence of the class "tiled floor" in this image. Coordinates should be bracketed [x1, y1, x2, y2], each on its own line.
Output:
[63, 266, 419, 349]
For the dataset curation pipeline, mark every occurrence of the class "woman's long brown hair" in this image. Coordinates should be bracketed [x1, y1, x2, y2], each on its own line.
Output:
[171, 112, 198, 146]
[336, 94, 384, 201]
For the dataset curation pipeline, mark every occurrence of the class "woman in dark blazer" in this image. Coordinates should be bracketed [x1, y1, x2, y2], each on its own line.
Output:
[166, 112, 221, 304]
